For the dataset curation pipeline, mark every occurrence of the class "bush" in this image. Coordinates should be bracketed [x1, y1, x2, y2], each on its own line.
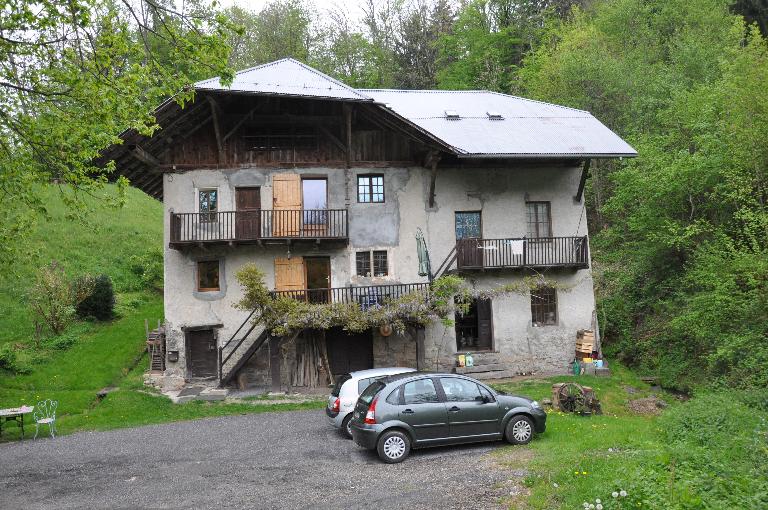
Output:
[76, 274, 115, 321]
[44, 332, 78, 350]
[27, 261, 75, 335]
[129, 247, 163, 291]
[0, 344, 31, 374]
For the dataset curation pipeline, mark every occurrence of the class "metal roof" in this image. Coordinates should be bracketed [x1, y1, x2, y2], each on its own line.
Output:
[195, 58, 372, 102]
[361, 89, 637, 158]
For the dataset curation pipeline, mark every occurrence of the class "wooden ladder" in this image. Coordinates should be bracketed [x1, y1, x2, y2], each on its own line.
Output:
[146, 319, 166, 373]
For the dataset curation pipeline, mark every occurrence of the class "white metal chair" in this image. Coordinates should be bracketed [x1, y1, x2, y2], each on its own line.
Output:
[33, 399, 58, 439]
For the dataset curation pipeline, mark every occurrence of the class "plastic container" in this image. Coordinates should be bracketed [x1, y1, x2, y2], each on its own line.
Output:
[465, 353, 474, 368]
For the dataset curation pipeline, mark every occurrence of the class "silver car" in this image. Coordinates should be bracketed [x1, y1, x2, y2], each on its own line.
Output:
[326, 367, 416, 438]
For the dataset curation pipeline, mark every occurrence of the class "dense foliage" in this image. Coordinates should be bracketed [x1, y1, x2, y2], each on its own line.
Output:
[76, 274, 116, 321]
[519, 0, 768, 390]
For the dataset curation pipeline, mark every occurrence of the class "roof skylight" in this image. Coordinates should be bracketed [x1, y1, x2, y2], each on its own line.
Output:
[487, 111, 504, 120]
[444, 110, 460, 120]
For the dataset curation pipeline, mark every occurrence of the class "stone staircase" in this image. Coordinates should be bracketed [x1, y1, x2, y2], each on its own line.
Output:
[453, 352, 518, 380]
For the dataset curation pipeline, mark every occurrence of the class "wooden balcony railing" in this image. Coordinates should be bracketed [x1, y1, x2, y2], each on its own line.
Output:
[170, 209, 348, 246]
[456, 236, 589, 270]
[271, 283, 430, 306]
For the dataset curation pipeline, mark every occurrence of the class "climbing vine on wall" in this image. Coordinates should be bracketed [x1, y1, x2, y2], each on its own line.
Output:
[234, 263, 566, 337]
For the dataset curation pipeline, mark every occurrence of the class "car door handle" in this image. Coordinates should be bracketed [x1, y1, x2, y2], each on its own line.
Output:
[449, 406, 461, 412]
[402, 409, 415, 414]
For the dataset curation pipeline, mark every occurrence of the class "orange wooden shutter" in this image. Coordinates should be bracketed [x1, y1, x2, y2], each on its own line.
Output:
[274, 257, 305, 293]
[272, 173, 301, 236]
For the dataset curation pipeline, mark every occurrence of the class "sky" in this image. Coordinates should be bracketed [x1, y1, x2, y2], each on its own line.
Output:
[217, 0, 366, 20]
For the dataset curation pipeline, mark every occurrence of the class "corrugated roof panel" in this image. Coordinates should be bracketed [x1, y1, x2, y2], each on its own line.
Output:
[362, 89, 637, 157]
[196, 58, 372, 101]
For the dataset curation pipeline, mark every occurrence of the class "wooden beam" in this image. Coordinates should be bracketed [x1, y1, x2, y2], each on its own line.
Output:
[206, 95, 225, 164]
[574, 159, 591, 202]
[343, 104, 353, 168]
[269, 336, 281, 392]
[318, 125, 347, 154]
[427, 150, 441, 208]
[127, 145, 161, 171]
[222, 106, 262, 142]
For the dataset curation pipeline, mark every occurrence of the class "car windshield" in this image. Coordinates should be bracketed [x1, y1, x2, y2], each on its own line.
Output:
[358, 380, 386, 405]
[331, 374, 351, 397]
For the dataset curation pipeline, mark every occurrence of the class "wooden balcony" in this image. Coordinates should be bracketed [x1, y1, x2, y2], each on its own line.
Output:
[169, 209, 348, 248]
[456, 236, 589, 270]
[271, 283, 430, 306]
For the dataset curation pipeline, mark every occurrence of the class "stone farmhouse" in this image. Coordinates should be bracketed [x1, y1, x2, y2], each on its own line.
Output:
[105, 58, 636, 391]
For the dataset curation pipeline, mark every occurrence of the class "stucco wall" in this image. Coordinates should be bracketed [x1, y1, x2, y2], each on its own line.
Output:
[160, 162, 593, 384]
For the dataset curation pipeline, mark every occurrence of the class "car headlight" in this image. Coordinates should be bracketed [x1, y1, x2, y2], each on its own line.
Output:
[530, 400, 541, 409]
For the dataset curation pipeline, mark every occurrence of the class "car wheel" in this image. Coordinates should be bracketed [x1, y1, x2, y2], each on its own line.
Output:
[376, 430, 411, 463]
[505, 415, 534, 445]
[341, 414, 353, 439]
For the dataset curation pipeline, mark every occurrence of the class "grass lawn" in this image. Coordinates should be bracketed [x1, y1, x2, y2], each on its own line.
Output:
[0, 293, 324, 442]
[489, 365, 674, 509]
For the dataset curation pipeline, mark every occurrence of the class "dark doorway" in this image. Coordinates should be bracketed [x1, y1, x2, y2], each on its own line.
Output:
[186, 329, 217, 378]
[236, 187, 261, 240]
[326, 328, 373, 377]
[455, 211, 483, 268]
[305, 257, 330, 303]
[455, 298, 493, 351]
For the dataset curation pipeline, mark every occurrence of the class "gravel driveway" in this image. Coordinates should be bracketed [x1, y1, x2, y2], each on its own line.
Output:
[0, 409, 527, 509]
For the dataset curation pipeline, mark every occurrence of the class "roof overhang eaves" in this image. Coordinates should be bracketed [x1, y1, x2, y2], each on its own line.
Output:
[456, 152, 638, 159]
[194, 86, 375, 102]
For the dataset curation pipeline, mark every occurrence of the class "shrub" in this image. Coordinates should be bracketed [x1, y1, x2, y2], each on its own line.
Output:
[129, 247, 163, 291]
[44, 332, 78, 350]
[76, 274, 115, 320]
[0, 344, 31, 374]
[27, 261, 75, 335]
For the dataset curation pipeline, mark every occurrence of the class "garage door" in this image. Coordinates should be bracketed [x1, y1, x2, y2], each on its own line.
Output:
[326, 328, 373, 377]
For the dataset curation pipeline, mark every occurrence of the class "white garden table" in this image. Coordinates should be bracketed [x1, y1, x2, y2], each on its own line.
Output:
[0, 405, 34, 440]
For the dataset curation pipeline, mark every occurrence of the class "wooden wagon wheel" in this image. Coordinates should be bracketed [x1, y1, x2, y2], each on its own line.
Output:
[557, 383, 586, 413]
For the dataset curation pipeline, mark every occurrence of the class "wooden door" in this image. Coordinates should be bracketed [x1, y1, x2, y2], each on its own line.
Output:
[272, 173, 301, 236]
[275, 257, 306, 299]
[186, 329, 217, 378]
[326, 328, 373, 376]
[476, 298, 493, 351]
[236, 187, 260, 240]
[305, 257, 330, 303]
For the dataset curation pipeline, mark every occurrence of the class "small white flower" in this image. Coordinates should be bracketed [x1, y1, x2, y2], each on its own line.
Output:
[620, 490, 627, 497]
[589, 505, 595, 510]
[596, 505, 603, 510]
[612, 492, 619, 498]
[553, 483, 558, 488]
[596, 499, 601, 504]
[583, 503, 589, 509]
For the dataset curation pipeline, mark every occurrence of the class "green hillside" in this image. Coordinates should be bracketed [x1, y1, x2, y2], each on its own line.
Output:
[1, 185, 163, 346]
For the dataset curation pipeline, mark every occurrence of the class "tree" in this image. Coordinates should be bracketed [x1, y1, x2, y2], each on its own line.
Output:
[0, 0, 236, 268]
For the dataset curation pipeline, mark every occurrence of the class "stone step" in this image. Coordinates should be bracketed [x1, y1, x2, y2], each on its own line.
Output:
[462, 352, 502, 364]
[454, 363, 508, 374]
[470, 370, 519, 381]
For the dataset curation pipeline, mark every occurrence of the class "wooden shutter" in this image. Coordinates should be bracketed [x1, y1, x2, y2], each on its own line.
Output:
[274, 257, 306, 296]
[272, 173, 301, 236]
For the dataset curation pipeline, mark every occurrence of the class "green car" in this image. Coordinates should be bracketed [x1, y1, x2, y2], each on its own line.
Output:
[350, 372, 547, 463]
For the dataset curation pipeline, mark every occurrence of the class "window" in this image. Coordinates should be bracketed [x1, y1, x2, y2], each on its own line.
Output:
[199, 189, 218, 222]
[478, 385, 495, 402]
[403, 379, 439, 404]
[357, 174, 384, 203]
[440, 378, 482, 402]
[526, 201, 551, 238]
[531, 286, 557, 326]
[372, 251, 388, 277]
[197, 260, 220, 292]
[455, 211, 482, 239]
[356, 251, 371, 277]
[358, 378, 374, 394]
[356, 250, 388, 277]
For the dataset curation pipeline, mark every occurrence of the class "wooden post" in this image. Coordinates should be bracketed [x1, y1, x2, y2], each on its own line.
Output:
[343, 104, 352, 169]
[206, 95, 225, 165]
[269, 336, 281, 392]
[574, 159, 591, 202]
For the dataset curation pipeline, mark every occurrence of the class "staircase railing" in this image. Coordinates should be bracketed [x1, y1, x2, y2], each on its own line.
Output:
[432, 245, 457, 280]
[218, 309, 270, 386]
